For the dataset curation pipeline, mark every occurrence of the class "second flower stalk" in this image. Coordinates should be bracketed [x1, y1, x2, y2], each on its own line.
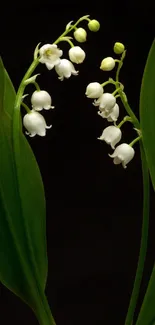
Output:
[85, 42, 141, 168]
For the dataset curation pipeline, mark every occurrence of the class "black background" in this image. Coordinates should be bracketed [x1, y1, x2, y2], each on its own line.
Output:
[0, 1, 155, 324]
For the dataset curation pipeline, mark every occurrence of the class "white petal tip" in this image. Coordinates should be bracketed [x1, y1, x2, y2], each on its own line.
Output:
[33, 107, 42, 111]
[46, 124, 52, 129]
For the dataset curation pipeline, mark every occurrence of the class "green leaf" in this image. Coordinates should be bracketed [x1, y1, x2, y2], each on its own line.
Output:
[136, 265, 155, 325]
[140, 39, 155, 191]
[135, 39, 155, 325]
[0, 57, 55, 325]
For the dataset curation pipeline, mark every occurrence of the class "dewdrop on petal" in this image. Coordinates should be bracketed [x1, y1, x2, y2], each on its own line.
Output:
[88, 19, 100, 32]
[69, 46, 86, 64]
[23, 110, 52, 137]
[31, 90, 54, 111]
[113, 42, 125, 54]
[73, 28, 87, 43]
[98, 126, 122, 149]
[100, 57, 115, 71]
[85, 82, 103, 99]
[109, 143, 135, 168]
[55, 59, 79, 81]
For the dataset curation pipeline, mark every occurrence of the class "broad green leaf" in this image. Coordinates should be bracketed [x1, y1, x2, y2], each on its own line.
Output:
[0, 57, 54, 324]
[135, 39, 155, 325]
[140, 39, 155, 191]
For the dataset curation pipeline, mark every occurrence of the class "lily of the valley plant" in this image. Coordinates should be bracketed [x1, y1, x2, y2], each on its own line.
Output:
[0, 14, 100, 325]
[0, 12, 155, 325]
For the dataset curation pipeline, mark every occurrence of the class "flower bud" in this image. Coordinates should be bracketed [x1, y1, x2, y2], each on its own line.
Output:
[88, 19, 100, 32]
[113, 42, 125, 54]
[98, 126, 122, 149]
[100, 57, 115, 71]
[69, 46, 86, 64]
[85, 82, 103, 98]
[109, 143, 135, 168]
[73, 28, 87, 43]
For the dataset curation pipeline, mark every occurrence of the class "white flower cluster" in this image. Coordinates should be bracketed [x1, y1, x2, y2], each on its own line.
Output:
[85, 46, 136, 169]
[22, 16, 100, 137]
[38, 43, 86, 81]
[23, 41, 85, 137]
[85, 82, 119, 122]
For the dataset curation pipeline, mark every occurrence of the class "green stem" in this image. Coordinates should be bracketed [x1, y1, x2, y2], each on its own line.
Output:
[57, 37, 74, 47]
[84, 17, 91, 22]
[34, 81, 41, 91]
[117, 116, 132, 128]
[115, 51, 150, 325]
[54, 14, 90, 45]
[13, 27, 55, 325]
[124, 142, 150, 325]
[101, 79, 116, 87]
[15, 59, 40, 109]
[114, 59, 121, 63]
[115, 94, 121, 99]
[21, 102, 31, 113]
[112, 87, 122, 96]
[129, 136, 142, 147]
[33, 291, 56, 325]
[115, 52, 140, 130]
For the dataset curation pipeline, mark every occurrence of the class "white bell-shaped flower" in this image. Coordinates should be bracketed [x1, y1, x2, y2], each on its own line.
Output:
[98, 103, 119, 122]
[31, 90, 54, 111]
[85, 82, 103, 99]
[55, 59, 79, 81]
[69, 46, 86, 64]
[23, 110, 52, 137]
[109, 143, 135, 168]
[93, 93, 116, 112]
[39, 44, 63, 70]
[98, 126, 122, 149]
[107, 103, 119, 122]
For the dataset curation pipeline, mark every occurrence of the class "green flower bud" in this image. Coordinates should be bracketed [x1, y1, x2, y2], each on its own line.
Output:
[113, 42, 125, 54]
[88, 19, 100, 32]
[73, 28, 87, 43]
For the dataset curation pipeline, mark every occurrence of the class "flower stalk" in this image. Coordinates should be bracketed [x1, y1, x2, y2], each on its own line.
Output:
[124, 143, 150, 325]
[14, 14, 91, 110]
[113, 49, 150, 325]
